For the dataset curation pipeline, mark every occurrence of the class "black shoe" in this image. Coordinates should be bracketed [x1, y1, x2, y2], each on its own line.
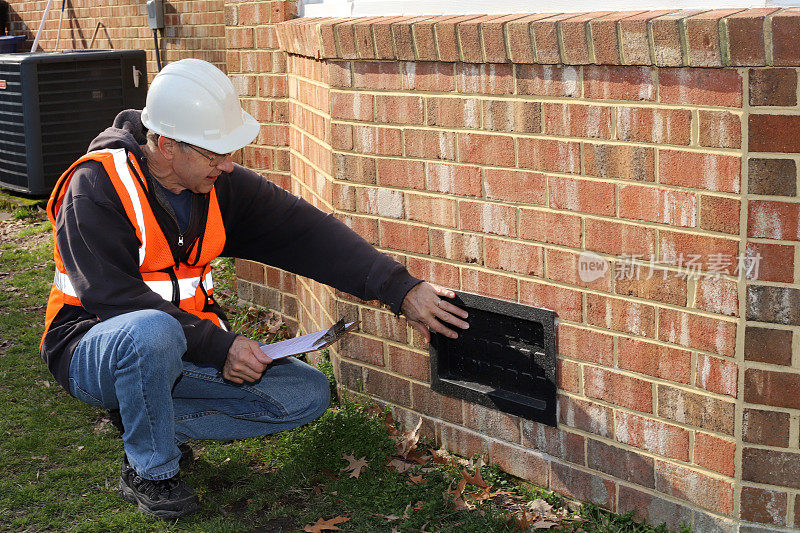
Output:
[119, 455, 200, 520]
[108, 410, 194, 469]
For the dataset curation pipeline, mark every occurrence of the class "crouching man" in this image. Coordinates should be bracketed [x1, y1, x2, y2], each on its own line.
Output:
[40, 59, 468, 519]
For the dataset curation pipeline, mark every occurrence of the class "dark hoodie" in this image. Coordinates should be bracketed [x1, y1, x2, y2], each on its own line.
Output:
[42, 110, 422, 392]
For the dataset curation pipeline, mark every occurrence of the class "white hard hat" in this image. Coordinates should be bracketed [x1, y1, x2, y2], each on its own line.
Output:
[141, 59, 260, 154]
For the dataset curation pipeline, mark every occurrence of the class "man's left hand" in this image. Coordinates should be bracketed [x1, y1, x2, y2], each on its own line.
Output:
[401, 282, 469, 344]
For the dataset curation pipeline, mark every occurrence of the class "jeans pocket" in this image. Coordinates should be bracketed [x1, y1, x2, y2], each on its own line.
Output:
[69, 378, 104, 407]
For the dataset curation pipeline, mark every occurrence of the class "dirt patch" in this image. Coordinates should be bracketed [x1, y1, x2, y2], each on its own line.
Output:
[0, 215, 50, 251]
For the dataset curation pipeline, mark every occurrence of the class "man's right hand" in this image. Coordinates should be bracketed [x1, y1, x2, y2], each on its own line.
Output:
[222, 335, 274, 383]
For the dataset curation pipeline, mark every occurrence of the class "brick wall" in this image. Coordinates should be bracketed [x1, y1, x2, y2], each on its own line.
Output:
[249, 10, 800, 531]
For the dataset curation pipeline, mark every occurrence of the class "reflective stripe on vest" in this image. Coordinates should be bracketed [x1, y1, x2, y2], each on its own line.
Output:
[99, 149, 148, 265]
[54, 269, 214, 303]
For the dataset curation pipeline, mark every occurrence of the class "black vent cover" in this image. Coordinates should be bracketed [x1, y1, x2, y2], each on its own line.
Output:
[430, 291, 558, 426]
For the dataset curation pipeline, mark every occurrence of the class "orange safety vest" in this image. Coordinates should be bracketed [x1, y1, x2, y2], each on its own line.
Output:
[42, 148, 227, 346]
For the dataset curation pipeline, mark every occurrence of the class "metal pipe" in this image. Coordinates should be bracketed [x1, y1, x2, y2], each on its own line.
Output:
[31, 0, 54, 52]
[88, 21, 101, 49]
[54, 0, 66, 51]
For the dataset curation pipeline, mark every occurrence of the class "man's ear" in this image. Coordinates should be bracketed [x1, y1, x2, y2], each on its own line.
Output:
[157, 136, 178, 161]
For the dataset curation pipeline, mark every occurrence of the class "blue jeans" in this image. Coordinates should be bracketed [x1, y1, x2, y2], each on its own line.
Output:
[68, 310, 331, 480]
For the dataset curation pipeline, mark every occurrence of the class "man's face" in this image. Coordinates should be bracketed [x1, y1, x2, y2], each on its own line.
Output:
[173, 144, 235, 194]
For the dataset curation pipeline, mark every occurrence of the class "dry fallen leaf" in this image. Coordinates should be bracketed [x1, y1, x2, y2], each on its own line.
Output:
[396, 418, 422, 459]
[387, 458, 414, 473]
[532, 520, 559, 529]
[407, 474, 425, 485]
[341, 453, 368, 478]
[460, 468, 488, 488]
[384, 411, 400, 436]
[304, 516, 349, 533]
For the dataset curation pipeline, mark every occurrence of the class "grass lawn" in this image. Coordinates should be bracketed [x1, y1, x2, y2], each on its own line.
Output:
[0, 207, 690, 532]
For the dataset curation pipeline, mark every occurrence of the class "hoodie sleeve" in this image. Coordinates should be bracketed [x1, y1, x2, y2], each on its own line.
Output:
[216, 166, 423, 315]
[56, 163, 238, 369]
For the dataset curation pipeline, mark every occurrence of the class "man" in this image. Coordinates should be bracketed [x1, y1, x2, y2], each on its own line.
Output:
[41, 59, 469, 520]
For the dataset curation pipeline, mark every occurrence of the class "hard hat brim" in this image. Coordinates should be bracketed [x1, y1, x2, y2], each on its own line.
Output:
[142, 108, 261, 155]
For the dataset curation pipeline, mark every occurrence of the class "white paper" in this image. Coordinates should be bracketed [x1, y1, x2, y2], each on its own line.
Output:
[259, 321, 356, 360]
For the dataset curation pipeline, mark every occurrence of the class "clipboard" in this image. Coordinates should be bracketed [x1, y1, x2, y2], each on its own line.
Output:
[258, 318, 358, 360]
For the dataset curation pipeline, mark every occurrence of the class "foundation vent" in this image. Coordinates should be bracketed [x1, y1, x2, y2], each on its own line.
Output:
[430, 291, 558, 426]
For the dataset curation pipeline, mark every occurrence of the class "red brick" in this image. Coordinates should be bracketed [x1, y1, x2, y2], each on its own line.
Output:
[334, 20, 358, 59]
[517, 138, 580, 174]
[435, 15, 484, 62]
[659, 151, 741, 193]
[657, 385, 735, 434]
[584, 366, 653, 413]
[587, 12, 645, 64]
[484, 169, 546, 205]
[747, 285, 800, 325]
[330, 91, 373, 121]
[696, 354, 738, 398]
[560, 12, 614, 65]
[457, 132, 514, 167]
[463, 402, 521, 443]
[686, 10, 745, 67]
[772, 8, 800, 66]
[376, 158, 424, 190]
[387, 345, 428, 381]
[699, 195, 740, 234]
[588, 438, 655, 488]
[520, 420, 586, 465]
[726, 9, 779, 66]
[619, 185, 696, 227]
[424, 162, 481, 197]
[655, 461, 734, 515]
[519, 281, 583, 323]
[406, 257, 460, 289]
[456, 63, 514, 95]
[411, 383, 462, 423]
[616, 10, 674, 65]
[743, 447, 800, 489]
[619, 338, 692, 383]
[505, 14, 556, 63]
[615, 411, 690, 461]
[750, 114, 800, 153]
[339, 333, 385, 366]
[748, 200, 800, 240]
[694, 432, 736, 478]
[548, 176, 615, 216]
[490, 442, 549, 487]
[550, 462, 616, 510]
[355, 187, 404, 218]
[543, 103, 611, 139]
[750, 68, 798, 106]
[353, 125, 402, 156]
[408, 17, 440, 61]
[533, 13, 586, 64]
[558, 325, 613, 365]
[373, 95, 423, 125]
[519, 208, 582, 247]
[558, 360, 579, 393]
[618, 486, 693, 531]
[334, 154, 375, 184]
[694, 275, 739, 316]
[460, 269, 517, 301]
[389, 17, 433, 61]
[404, 129, 456, 161]
[546, 249, 611, 291]
[330, 123, 353, 151]
[236, 259, 265, 284]
[363, 367, 410, 406]
[483, 100, 541, 133]
[584, 144, 654, 182]
[403, 62, 455, 92]
[227, 27, 254, 49]
[586, 293, 656, 338]
[616, 107, 691, 145]
[485, 238, 544, 276]
[438, 423, 490, 460]
[740, 486, 788, 526]
[338, 214, 378, 245]
[584, 66, 655, 100]
[426, 97, 480, 129]
[660, 230, 740, 272]
[405, 193, 457, 227]
[459, 201, 517, 237]
[370, 16, 404, 60]
[333, 183, 356, 211]
[352, 61, 402, 90]
[652, 10, 704, 67]
[745, 368, 800, 410]
[745, 326, 793, 365]
[659, 68, 743, 107]
[558, 394, 614, 438]
[585, 219, 655, 257]
[743, 408, 791, 447]
[699, 110, 742, 149]
[361, 307, 407, 344]
[481, 14, 530, 63]
[517, 64, 580, 97]
[745, 242, 795, 283]
[429, 229, 483, 265]
[379, 220, 428, 254]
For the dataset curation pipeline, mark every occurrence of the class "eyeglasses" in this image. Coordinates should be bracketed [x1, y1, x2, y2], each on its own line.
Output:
[185, 144, 231, 167]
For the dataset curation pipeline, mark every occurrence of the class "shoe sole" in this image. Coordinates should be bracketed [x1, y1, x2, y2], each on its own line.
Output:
[119, 478, 200, 520]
